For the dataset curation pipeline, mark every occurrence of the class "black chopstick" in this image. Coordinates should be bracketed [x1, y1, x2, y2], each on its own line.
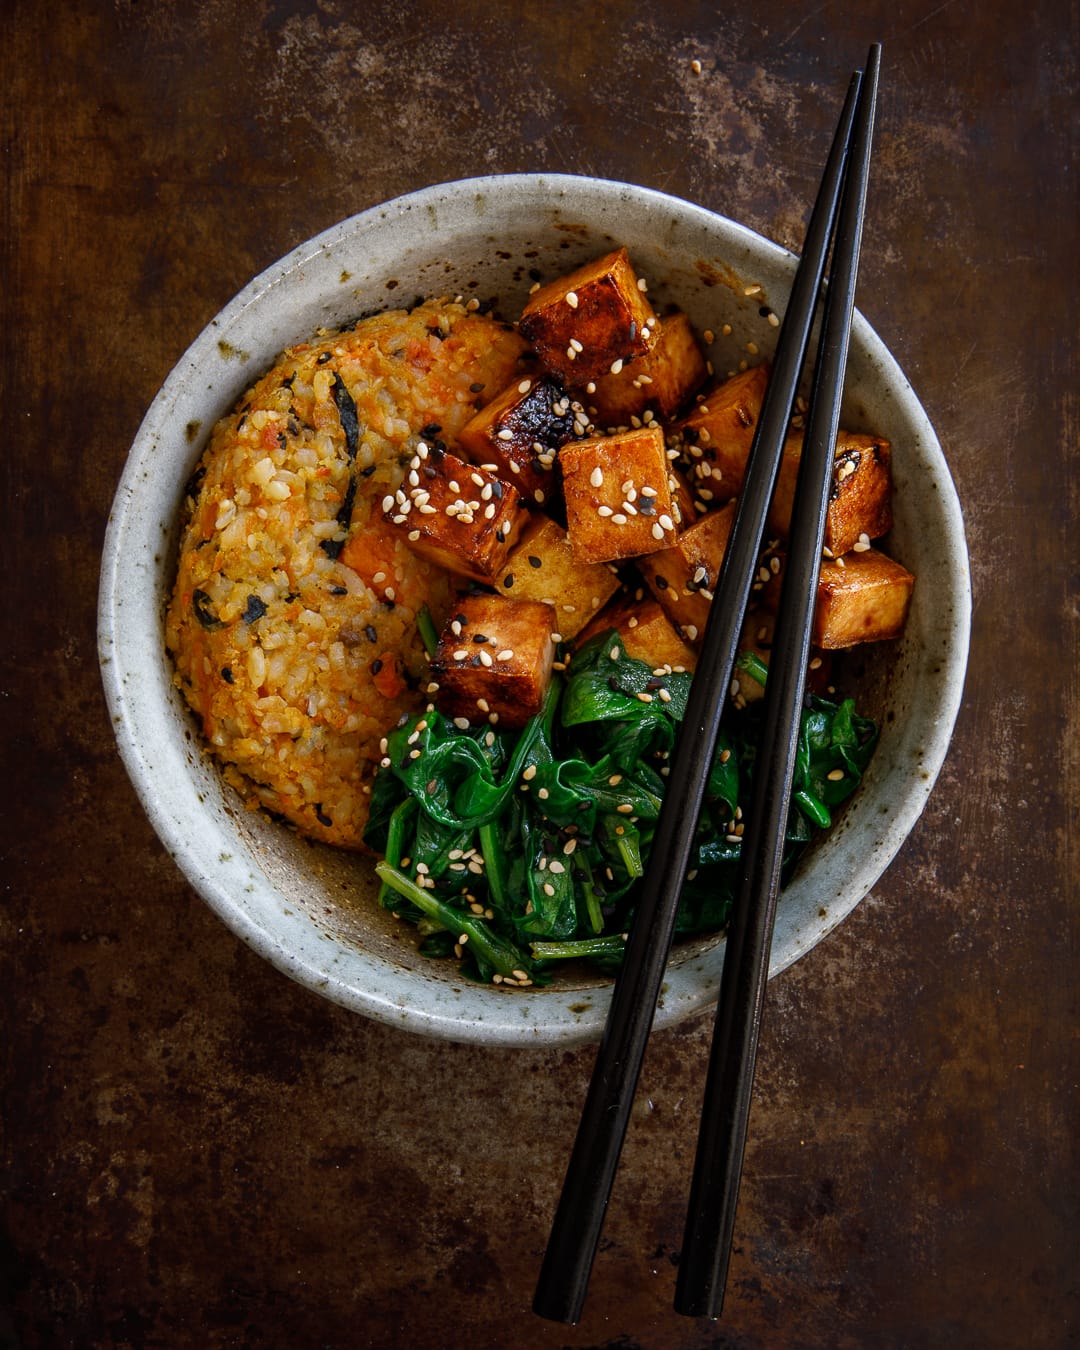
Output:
[532, 62, 869, 1328]
[674, 42, 881, 1321]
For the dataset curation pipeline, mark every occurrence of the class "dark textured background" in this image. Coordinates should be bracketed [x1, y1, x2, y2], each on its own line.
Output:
[2, 2, 1077, 1347]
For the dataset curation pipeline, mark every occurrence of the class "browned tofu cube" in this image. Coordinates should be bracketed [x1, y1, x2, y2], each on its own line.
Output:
[585, 311, 708, 427]
[455, 374, 583, 509]
[642, 501, 737, 643]
[383, 444, 524, 583]
[813, 547, 914, 649]
[494, 513, 620, 639]
[674, 363, 769, 502]
[430, 595, 557, 729]
[519, 247, 660, 385]
[560, 426, 679, 563]
[576, 591, 698, 672]
[767, 431, 894, 557]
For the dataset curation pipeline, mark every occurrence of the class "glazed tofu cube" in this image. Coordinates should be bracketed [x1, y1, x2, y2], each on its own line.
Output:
[813, 547, 914, 649]
[642, 501, 737, 643]
[494, 513, 620, 639]
[560, 426, 679, 563]
[430, 595, 557, 729]
[674, 363, 769, 502]
[576, 591, 699, 671]
[519, 247, 660, 385]
[383, 445, 524, 583]
[455, 374, 582, 509]
[586, 312, 708, 427]
[767, 431, 893, 557]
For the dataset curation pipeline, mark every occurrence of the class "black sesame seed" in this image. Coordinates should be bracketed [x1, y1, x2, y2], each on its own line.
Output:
[365, 624, 378, 642]
[317, 351, 333, 364]
[503, 573, 514, 588]
[220, 666, 234, 684]
[472, 634, 489, 644]
[528, 555, 542, 569]
[241, 594, 268, 624]
[654, 575, 669, 590]
[371, 658, 383, 675]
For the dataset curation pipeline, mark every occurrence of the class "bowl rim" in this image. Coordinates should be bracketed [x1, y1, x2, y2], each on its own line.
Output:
[98, 172, 972, 1045]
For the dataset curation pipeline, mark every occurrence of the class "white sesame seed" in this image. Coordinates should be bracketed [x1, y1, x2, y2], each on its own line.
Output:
[610, 359, 623, 374]
[496, 648, 514, 661]
[566, 290, 579, 308]
[590, 466, 604, 488]
[479, 649, 493, 667]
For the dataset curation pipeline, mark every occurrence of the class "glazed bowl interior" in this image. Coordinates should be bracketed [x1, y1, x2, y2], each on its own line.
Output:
[98, 174, 970, 1045]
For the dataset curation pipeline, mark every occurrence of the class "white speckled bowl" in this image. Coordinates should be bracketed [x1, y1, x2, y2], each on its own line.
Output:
[98, 174, 970, 1045]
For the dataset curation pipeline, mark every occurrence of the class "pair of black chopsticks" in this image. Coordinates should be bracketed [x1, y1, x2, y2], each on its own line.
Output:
[533, 44, 881, 1325]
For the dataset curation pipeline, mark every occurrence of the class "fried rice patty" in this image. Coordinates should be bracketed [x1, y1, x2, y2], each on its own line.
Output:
[166, 299, 529, 848]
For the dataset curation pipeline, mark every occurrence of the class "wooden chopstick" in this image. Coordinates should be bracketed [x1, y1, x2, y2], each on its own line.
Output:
[674, 42, 881, 1321]
[532, 58, 873, 1328]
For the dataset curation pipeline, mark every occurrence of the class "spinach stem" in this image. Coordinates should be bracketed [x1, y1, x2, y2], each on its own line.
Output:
[531, 935, 627, 961]
[374, 860, 528, 977]
[794, 789, 832, 828]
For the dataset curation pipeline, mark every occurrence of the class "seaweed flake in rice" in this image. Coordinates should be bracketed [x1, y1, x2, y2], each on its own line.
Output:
[166, 299, 530, 848]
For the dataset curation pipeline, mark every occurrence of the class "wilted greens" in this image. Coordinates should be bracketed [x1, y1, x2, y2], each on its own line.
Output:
[363, 632, 877, 986]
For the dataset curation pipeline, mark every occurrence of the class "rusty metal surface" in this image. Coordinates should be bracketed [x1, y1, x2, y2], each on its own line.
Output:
[2, 2, 1076, 1346]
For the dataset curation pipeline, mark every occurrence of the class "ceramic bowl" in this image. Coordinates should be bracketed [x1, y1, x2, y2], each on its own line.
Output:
[98, 174, 970, 1045]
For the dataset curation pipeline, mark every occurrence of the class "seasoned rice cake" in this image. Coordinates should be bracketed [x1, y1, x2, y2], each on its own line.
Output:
[166, 300, 529, 848]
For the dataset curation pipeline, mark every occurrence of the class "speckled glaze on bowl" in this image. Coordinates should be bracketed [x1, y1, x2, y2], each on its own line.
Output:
[98, 174, 970, 1046]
